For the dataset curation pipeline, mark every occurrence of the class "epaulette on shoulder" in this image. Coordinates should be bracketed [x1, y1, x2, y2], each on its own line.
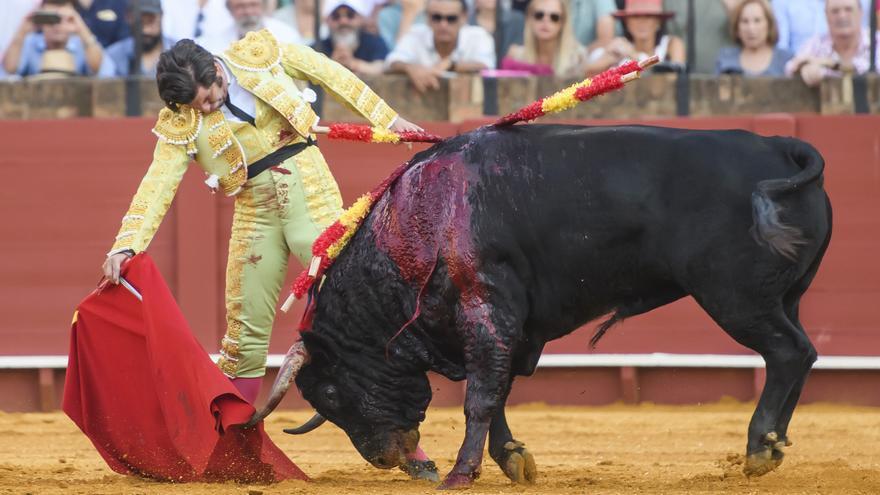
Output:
[223, 29, 282, 73]
[152, 105, 203, 151]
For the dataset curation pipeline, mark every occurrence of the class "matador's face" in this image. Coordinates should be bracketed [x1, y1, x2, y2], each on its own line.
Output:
[188, 61, 229, 113]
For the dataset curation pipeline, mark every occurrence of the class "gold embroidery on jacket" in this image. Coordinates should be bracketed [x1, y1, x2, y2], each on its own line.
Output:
[280, 44, 398, 128]
[152, 106, 202, 155]
[237, 73, 318, 139]
[202, 110, 248, 196]
[109, 141, 189, 254]
[223, 30, 282, 73]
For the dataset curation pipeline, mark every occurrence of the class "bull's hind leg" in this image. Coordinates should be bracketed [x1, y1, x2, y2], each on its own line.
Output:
[699, 298, 816, 477]
[488, 380, 537, 484]
[774, 259, 825, 446]
[768, 305, 819, 456]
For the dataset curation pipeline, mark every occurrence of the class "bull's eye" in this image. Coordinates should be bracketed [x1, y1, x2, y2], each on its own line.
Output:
[322, 384, 340, 409]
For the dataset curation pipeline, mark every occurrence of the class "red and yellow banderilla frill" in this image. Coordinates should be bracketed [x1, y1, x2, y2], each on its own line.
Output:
[494, 56, 660, 126]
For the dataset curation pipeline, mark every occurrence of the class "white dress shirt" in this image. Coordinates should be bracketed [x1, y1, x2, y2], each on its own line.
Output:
[385, 24, 497, 70]
[216, 58, 256, 123]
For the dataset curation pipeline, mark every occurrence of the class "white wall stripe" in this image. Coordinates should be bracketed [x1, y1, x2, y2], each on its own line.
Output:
[3, 354, 880, 370]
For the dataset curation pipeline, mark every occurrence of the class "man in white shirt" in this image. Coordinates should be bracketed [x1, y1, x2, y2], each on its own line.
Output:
[196, 0, 302, 53]
[386, 0, 495, 92]
[785, 0, 880, 87]
[773, 0, 873, 54]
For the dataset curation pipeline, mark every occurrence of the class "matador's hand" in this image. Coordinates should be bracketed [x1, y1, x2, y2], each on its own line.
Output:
[390, 116, 424, 133]
[102, 252, 132, 284]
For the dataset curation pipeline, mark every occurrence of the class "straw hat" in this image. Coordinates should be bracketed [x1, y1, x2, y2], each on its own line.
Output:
[612, 0, 675, 19]
[30, 49, 78, 79]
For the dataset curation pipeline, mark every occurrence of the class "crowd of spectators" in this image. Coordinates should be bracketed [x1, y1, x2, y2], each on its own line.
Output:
[1, 0, 878, 91]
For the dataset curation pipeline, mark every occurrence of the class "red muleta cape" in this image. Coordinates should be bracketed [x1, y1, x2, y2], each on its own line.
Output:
[62, 253, 307, 483]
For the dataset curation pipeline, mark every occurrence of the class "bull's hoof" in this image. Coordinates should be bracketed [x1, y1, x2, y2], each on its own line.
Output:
[501, 441, 537, 484]
[400, 459, 440, 482]
[438, 472, 475, 490]
[743, 432, 786, 477]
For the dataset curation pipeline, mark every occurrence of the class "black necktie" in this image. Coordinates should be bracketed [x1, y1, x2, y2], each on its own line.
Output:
[224, 96, 256, 126]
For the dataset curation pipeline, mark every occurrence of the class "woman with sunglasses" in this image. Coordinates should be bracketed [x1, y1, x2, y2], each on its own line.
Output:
[500, 0, 589, 78]
[584, 0, 684, 77]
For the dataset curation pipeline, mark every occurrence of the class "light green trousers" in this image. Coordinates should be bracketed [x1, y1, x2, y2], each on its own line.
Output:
[217, 147, 342, 378]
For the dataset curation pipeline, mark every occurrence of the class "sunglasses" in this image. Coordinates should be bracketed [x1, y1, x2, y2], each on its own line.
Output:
[429, 13, 460, 24]
[331, 8, 356, 21]
[533, 11, 562, 23]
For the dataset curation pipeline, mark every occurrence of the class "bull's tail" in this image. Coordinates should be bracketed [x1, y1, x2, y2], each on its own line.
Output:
[750, 139, 825, 261]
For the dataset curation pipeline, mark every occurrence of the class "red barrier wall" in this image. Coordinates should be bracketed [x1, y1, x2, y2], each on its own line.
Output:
[0, 114, 878, 410]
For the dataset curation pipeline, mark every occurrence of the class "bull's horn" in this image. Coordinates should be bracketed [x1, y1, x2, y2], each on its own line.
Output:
[283, 413, 326, 434]
[243, 341, 309, 428]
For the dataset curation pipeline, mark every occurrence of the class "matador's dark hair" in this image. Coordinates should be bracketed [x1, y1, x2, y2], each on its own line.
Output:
[156, 39, 219, 110]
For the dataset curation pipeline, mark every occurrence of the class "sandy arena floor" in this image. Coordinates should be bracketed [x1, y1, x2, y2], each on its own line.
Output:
[1, 401, 878, 494]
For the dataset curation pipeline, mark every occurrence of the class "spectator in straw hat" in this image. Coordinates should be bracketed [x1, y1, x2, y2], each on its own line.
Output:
[29, 48, 78, 78]
[585, 0, 684, 76]
[3, 0, 105, 76]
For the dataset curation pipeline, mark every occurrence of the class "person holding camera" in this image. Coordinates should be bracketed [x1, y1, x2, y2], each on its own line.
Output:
[3, 0, 105, 77]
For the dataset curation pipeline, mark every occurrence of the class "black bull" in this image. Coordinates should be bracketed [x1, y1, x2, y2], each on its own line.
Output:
[254, 124, 832, 488]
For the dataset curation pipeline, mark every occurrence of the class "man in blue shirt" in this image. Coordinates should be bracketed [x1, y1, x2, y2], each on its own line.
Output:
[100, 0, 172, 76]
[774, 0, 873, 54]
[316, 0, 389, 77]
[2, 0, 105, 77]
[75, 0, 130, 47]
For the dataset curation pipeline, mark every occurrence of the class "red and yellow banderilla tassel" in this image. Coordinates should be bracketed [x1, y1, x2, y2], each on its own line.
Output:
[281, 159, 415, 313]
[316, 123, 443, 144]
[494, 56, 660, 126]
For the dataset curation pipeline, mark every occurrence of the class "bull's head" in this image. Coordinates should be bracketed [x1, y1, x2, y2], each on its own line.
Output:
[248, 331, 432, 469]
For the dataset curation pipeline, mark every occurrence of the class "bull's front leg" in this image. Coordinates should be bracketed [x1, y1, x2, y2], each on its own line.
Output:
[439, 313, 515, 489]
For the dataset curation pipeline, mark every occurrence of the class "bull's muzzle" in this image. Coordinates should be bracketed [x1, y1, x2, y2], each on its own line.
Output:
[368, 429, 420, 469]
[243, 341, 309, 428]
